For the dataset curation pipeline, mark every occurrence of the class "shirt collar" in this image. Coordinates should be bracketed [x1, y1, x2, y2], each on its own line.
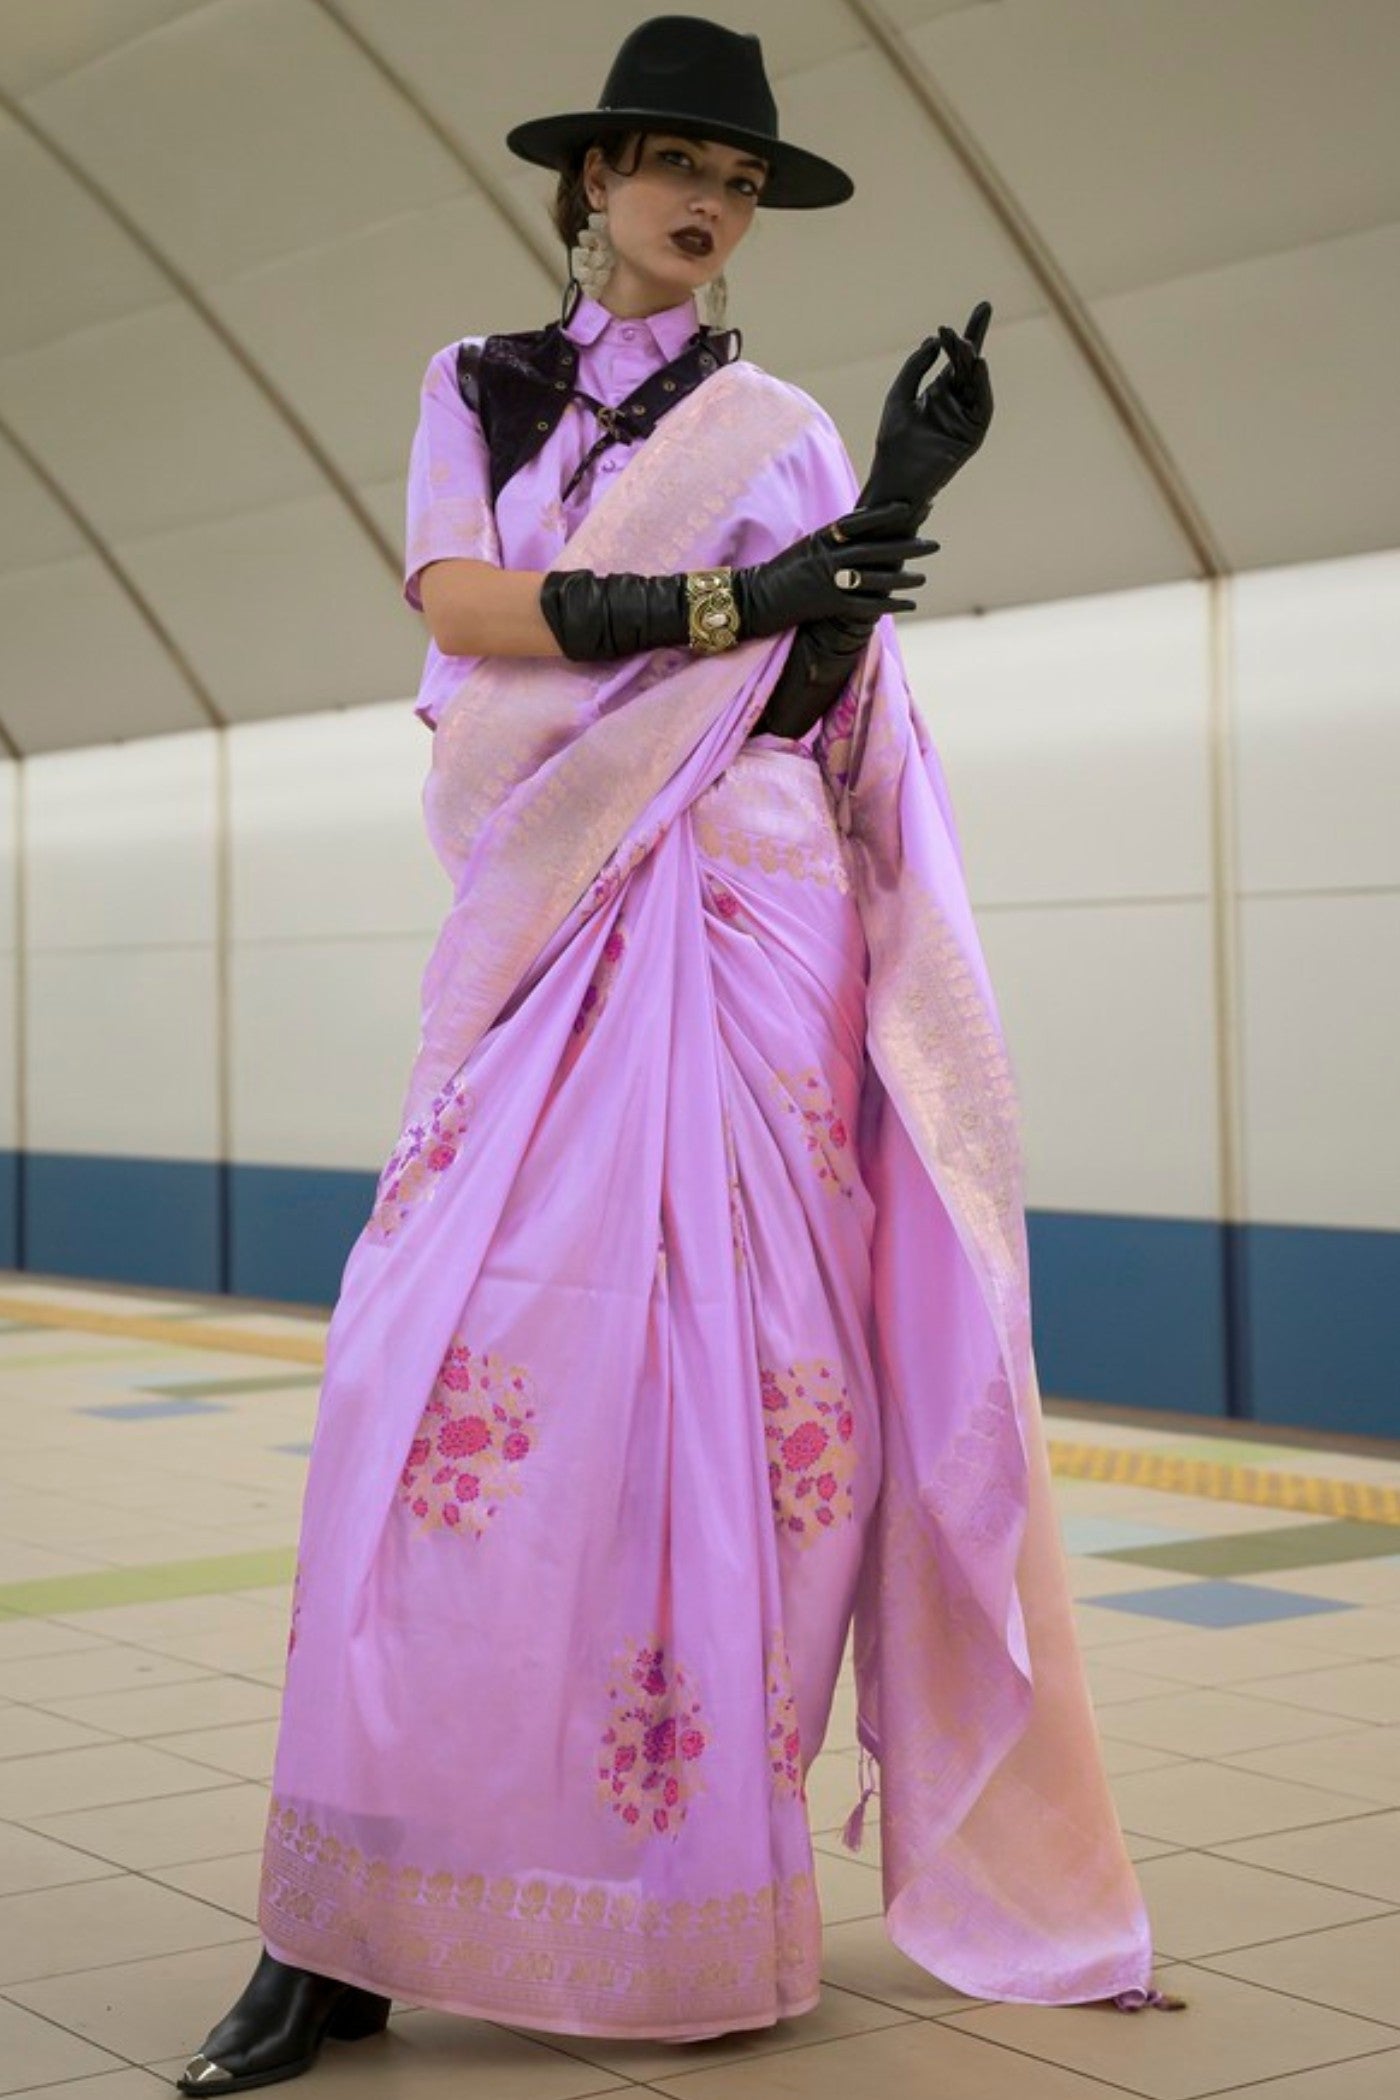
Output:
[563, 290, 702, 361]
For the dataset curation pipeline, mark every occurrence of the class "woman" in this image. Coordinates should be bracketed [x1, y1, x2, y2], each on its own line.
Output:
[178, 15, 1178, 2093]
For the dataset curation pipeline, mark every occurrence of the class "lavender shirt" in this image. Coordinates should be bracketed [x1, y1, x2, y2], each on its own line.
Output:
[402, 289, 820, 748]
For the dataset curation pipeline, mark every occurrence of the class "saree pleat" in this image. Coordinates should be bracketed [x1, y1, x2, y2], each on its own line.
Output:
[260, 357, 1155, 2037]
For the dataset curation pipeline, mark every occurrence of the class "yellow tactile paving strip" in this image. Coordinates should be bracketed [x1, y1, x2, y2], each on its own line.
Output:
[4, 1290, 1398, 1527]
[1046, 1438, 1400, 1527]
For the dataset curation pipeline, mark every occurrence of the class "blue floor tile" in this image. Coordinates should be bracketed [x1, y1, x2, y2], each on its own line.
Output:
[1088, 1580, 1355, 1628]
[273, 1442, 313, 1457]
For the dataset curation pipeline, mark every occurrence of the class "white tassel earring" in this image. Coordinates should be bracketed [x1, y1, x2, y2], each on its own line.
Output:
[570, 207, 616, 298]
[697, 270, 728, 329]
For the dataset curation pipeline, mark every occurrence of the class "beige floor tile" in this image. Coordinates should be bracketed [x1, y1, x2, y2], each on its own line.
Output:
[0, 1544, 110, 1583]
[0, 1739, 230, 1820]
[1069, 1561, 1189, 1601]
[1098, 1687, 1358, 1758]
[1109, 1759, 1378, 1846]
[508, 1983, 914, 2082]
[148, 2025, 635, 2097]
[0, 1645, 213, 1705]
[1089, 1658, 1200, 1705]
[150, 1849, 261, 1921]
[1125, 1831, 1184, 1863]
[0, 1820, 121, 1897]
[1136, 1848, 1391, 1958]
[50, 1595, 279, 1643]
[643, 2010, 1146, 2098]
[801, 1749, 861, 1830]
[1214, 1808, 1400, 1903]
[819, 1912, 982, 2017]
[0, 1705, 113, 1759]
[38, 1674, 282, 1739]
[1100, 1737, 1187, 1777]
[0, 1869, 253, 1986]
[942, 1958, 1399, 2100]
[0, 1998, 130, 2095]
[1211, 2048, 1400, 2096]
[813, 1846, 883, 1924]
[1236, 1662, 1400, 1725]
[27, 1779, 270, 1869]
[115, 1624, 291, 1673]
[1, 2073, 171, 2099]
[6, 1934, 262, 2062]
[0, 1619, 112, 1663]
[1071, 1605, 1163, 1651]
[1203, 1911, 1400, 2028]
[151, 1717, 279, 1781]
[1243, 1562, 1400, 1605]
[1217, 1730, 1400, 1808]
[1263, 1607, 1400, 1662]
[1111, 1627, 1376, 1687]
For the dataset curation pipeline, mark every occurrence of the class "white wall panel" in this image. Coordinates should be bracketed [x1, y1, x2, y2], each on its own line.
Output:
[25, 731, 217, 951]
[899, 579, 1212, 907]
[228, 702, 443, 943]
[230, 936, 430, 1170]
[977, 900, 1220, 1218]
[1234, 548, 1400, 896]
[26, 944, 218, 1157]
[1240, 892, 1400, 1232]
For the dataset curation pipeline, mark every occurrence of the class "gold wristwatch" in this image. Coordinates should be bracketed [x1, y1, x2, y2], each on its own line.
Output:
[685, 569, 741, 653]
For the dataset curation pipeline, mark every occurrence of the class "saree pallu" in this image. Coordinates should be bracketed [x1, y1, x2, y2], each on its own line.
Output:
[260, 358, 1155, 2037]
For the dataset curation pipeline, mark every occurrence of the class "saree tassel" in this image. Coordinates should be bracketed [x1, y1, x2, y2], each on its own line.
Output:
[1110, 1986, 1188, 2012]
[841, 1744, 879, 1853]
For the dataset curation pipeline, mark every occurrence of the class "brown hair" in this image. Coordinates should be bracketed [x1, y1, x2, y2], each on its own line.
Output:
[549, 129, 649, 251]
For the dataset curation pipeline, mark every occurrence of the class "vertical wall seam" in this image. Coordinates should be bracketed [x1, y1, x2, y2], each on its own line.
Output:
[216, 729, 232, 1293]
[1207, 577, 1250, 1414]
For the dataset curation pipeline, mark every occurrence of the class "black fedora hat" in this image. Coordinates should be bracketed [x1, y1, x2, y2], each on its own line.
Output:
[504, 14, 854, 210]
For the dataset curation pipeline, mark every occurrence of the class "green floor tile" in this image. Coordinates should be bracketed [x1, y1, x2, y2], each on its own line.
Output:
[0, 1546, 296, 1618]
[1098, 1519, 1400, 1577]
[133, 1374, 324, 1399]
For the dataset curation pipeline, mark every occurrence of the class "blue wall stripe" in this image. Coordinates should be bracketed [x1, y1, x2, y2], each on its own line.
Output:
[1027, 1210, 1228, 1418]
[3, 1153, 1396, 1439]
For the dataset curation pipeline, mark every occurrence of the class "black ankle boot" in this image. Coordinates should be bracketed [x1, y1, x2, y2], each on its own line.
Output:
[177, 1948, 390, 2093]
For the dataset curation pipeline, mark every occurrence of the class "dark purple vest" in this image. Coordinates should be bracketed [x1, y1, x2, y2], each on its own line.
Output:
[455, 317, 742, 505]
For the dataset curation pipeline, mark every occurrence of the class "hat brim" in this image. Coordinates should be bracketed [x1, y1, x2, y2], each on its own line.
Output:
[504, 110, 854, 210]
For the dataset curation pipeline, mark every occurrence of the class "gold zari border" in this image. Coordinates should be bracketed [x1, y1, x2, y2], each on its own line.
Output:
[260, 1797, 821, 2034]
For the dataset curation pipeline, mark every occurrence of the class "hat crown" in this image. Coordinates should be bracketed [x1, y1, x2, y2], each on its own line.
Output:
[597, 15, 777, 139]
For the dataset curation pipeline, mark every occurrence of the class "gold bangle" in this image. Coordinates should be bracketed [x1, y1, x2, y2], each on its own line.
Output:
[685, 568, 740, 653]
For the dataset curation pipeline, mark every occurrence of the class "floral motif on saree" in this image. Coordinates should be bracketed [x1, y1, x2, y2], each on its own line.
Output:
[365, 1072, 476, 1244]
[571, 920, 628, 1043]
[398, 1337, 542, 1536]
[597, 1639, 710, 1840]
[764, 1627, 804, 1800]
[761, 1360, 857, 1543]
[771, 1068, 855, 1199]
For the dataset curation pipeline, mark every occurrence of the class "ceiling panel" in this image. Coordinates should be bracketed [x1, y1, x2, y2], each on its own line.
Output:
[0, 0, 203, 96]
[22, 0, 470, 284]
[902, 0, 1400, 298]
[1093, 221, 1400, 570]
[0, 303, 325, 544]
[0, 114, 170, 361]
[114, 492, 421, 722]
[0, 555, 208, 752]
[212, 195, 556, 487]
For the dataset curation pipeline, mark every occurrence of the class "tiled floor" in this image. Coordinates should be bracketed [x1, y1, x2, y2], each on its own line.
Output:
[2, 1275, 1399, 2098]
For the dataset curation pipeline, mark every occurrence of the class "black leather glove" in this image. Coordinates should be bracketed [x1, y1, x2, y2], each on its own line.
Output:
[538, 501, 936, 662]
[752, 531, 940, 742]
[857, 302, 994, 532]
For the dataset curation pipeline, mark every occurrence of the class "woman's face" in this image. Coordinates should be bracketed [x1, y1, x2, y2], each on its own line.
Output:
[582, 131, 767, 312]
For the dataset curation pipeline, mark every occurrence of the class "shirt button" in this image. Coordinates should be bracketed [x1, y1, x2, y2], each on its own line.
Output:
[620, 325, 636, 340]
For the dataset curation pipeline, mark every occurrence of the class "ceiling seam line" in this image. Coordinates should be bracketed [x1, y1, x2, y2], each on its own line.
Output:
[843, 0, 1225, 578]
[0, 87, 401, 588]
[0, 409, 224, 740]
[310, 0, 564, 293]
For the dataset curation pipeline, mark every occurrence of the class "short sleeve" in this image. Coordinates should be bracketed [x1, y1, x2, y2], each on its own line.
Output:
[402, 341, 502, 611]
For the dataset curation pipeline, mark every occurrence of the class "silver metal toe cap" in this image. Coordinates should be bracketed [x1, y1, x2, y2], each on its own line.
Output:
[180, 2056, 233, 2089]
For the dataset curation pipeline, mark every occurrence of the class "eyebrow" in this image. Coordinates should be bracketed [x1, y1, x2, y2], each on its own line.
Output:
[662, 134, 770, 175]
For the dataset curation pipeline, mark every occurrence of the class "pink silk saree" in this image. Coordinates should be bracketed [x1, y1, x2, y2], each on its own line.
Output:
[259, 355, 1157, 2038]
